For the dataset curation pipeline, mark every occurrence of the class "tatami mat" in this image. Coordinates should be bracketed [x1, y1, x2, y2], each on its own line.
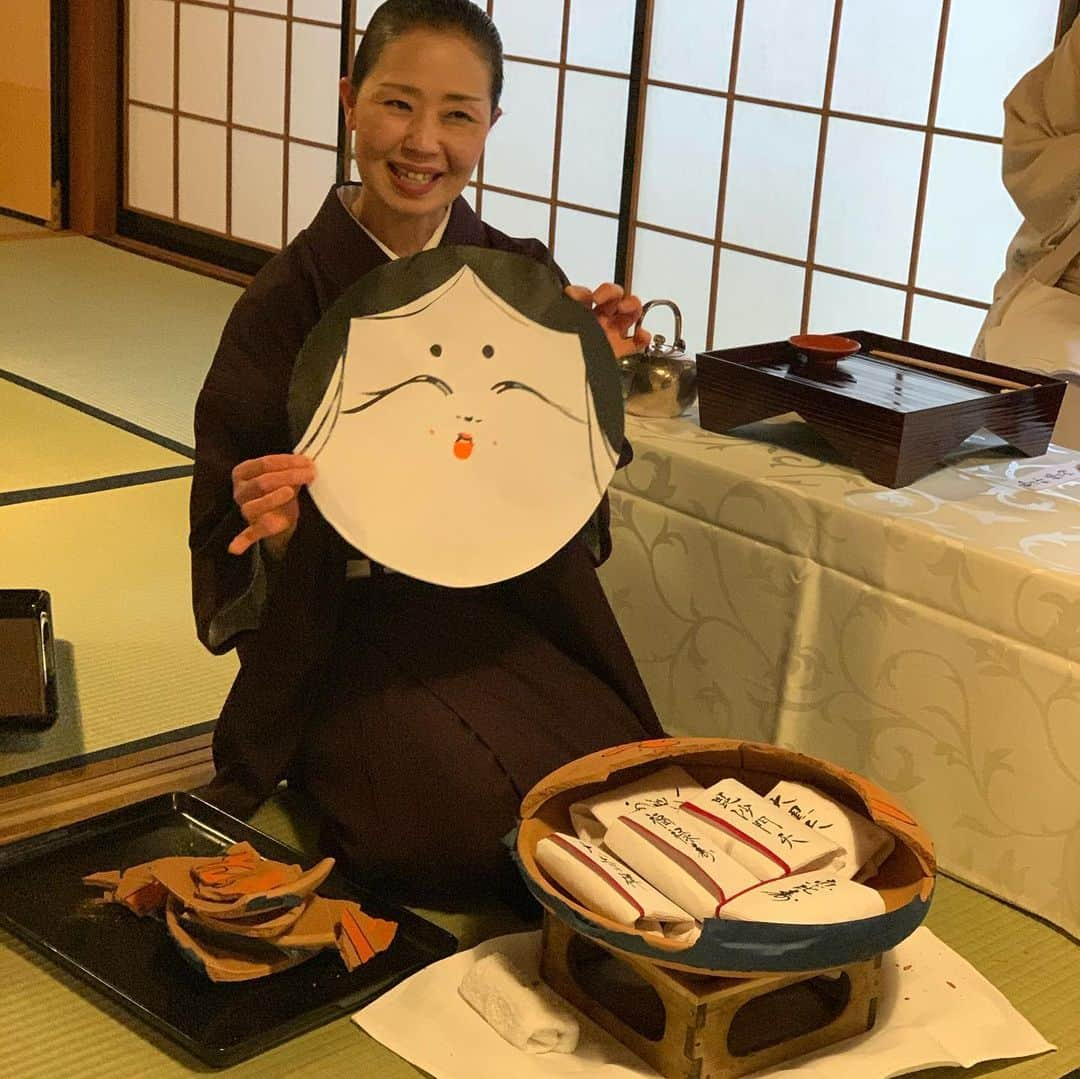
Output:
[0, 477, 238, 779]
[0, 236, 240, 448]
[0, 216, 54, 240]
[2, 377, 191, 498]
[0, 865, 1074, 1078]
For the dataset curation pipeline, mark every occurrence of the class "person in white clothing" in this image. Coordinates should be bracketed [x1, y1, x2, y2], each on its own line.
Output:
[976, 17, 1080, 449]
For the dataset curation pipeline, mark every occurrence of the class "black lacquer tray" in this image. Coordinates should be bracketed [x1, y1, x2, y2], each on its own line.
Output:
[0, 792, 457, 1067]
[697, 330, 1066, 487]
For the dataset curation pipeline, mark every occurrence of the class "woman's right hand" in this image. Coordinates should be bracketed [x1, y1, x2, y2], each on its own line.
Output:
[228, 454, 316, 558]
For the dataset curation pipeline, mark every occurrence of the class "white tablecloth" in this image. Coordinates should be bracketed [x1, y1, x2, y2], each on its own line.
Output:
[600, 413, 1080, 937]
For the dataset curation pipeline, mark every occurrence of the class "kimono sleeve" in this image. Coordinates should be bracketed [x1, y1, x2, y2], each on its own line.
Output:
[1001, 19, 1080, 242]
[190, 280, 311, 655]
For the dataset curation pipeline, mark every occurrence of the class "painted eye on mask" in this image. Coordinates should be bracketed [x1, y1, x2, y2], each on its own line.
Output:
[489, 379, 584, 424]
[343, 373, 453, 415]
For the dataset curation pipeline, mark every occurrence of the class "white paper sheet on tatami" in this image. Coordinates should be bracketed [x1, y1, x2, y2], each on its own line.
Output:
[352, 928, 1054, 1079]
[294, 258, 620, 587]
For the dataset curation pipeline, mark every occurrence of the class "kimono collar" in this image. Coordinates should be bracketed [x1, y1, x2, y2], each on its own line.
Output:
[302, 184, 490, 301]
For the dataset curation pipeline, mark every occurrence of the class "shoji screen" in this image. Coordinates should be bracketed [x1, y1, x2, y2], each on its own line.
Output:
[353, 0, 637, 286]
[123, 0, 345, 265]
[627, 0, 1065, 357]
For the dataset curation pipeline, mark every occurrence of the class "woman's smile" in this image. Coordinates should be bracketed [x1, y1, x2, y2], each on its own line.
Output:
[388, 162, 444, 197]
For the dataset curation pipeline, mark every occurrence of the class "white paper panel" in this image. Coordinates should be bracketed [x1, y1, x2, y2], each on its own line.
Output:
[736, 0, 834, 107]
[478, 191, 551, 244]
[631, 227, 714, 354]
[649, 0, 735, 90]
[712, 250, 805, 349]
[567, 0, 635, 73]
[126, 104, 174, 217]
[482, 61, 558, 196]
[462, 184, 477, 210]
[232, 13, 287, 134]
[909, 295, 988, 356]
[637, 86, 725, 238]
[287, 141, 337, 241]
[231, 130, 284, 247]
[831, 0, 940, 124]
[722, 101, 819, 260]
[554, 208, 619, 289]
[236, 0, 286, 13]
[808, 272, 906, 338]
[355, 0, 382, 31]
[178, 2, 227, 121]
[293, 0, 341, 22]
[815, 118, 923, 283]
[128, 0, 174, 108]
[917, 135, 1021, 302]
[936, 0, 1058, 137]
[289, 21, 341, 145]
[557, 72, 627, 213]
[492, 0, 563, 62]
[178, 117, 226, 232]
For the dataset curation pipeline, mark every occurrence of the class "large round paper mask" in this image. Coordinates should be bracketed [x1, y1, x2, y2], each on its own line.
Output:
[288, 247, 624, 587]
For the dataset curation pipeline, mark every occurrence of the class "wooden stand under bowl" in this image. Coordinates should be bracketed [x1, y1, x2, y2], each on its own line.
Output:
[542, 913, 881, 1079]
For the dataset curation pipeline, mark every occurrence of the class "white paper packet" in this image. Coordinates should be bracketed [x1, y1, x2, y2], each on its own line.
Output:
[535, 833, 700, 942]
[682, 778, 842, 879]
[569, 765, 703, 844]
[717, 870, 886, 924]
[602, 806, 761, 920]
[764, 779, 896, 881]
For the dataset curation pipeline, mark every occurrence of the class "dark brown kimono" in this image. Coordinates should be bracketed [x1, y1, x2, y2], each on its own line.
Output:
[191, 187, 662, 900]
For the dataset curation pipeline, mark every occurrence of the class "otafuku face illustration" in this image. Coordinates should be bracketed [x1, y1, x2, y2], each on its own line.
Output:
[295, 266, 618, 586]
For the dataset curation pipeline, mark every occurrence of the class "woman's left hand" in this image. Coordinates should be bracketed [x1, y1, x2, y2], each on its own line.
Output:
[565, 283, 651, 358]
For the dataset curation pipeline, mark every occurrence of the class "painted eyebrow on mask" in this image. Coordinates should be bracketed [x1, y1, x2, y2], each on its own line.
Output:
[489, 379, 585, 424]
[343, 373, 453, 413]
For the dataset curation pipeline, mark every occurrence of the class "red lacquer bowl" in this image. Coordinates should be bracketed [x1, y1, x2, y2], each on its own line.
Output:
[789, 334, 861, 369]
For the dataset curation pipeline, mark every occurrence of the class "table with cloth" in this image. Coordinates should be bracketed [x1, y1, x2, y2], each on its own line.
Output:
[599, 413, 1080, 939]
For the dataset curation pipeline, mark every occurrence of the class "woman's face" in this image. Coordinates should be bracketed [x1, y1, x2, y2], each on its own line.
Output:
[344, 28, 498, 224]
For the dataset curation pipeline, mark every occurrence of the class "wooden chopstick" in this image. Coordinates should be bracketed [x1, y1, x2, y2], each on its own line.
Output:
[867, 349, 1031, 391]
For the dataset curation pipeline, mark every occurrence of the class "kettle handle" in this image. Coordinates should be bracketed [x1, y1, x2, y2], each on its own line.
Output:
[633, 299, 685, 351]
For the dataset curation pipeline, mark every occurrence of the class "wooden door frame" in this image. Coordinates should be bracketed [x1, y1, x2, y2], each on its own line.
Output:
[67, 0, 118, 236]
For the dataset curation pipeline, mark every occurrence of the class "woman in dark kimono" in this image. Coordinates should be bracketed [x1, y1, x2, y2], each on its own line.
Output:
[191, 0, 663, 902]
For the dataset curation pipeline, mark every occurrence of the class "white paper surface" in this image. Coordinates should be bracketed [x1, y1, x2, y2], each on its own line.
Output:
[295, 266, 619, 587]
[355, 931, 655, 1078]
[353, 928, 1054, 1079]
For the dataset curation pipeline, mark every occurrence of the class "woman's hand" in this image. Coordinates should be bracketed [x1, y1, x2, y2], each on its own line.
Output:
[565, 282, 651, 359]
[228, 454, 316, 558]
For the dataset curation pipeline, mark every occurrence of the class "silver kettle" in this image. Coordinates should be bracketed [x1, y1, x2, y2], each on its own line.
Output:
[618, 299, 697, 418]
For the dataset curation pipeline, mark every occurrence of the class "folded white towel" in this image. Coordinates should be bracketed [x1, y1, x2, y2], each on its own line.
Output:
[458, 952, 580, 1054]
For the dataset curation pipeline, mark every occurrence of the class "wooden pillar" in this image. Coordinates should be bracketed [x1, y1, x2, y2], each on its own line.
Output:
[67, 0, 118, 236]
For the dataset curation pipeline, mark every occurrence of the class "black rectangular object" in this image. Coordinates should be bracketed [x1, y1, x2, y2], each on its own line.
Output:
[0, 792, 457, 1067]
[0, 589, 58, 730]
